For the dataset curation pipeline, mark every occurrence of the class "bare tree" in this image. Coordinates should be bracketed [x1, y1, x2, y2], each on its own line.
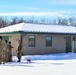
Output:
[0, 17, 9, 28]
[68, 17, 76, 26]
[10, 17, 19, 25]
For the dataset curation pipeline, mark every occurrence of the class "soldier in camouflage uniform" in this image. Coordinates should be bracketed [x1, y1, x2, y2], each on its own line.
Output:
[8, 41, 13, 62]
[0, 36, 7, 64]
[5, 40, 9, 62]
[16, 40, 22, 62]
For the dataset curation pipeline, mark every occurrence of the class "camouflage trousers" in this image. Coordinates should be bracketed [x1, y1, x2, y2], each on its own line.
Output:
[5, 51, 12, 62]
[0, 50, 5, 63]
[17, 51, 22, 62]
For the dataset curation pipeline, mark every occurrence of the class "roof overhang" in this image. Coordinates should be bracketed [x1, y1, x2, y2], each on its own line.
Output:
[0, 23, 76, 35]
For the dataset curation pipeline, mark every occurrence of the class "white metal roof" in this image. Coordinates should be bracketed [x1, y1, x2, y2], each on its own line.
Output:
[0, 23, 76, 34]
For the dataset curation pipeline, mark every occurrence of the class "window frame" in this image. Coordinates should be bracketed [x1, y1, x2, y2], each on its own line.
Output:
[46, 36, 52, 47]
[28, 35, 35, 47]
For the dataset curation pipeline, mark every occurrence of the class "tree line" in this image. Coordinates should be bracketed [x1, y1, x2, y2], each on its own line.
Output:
[0, 17, 76, 28]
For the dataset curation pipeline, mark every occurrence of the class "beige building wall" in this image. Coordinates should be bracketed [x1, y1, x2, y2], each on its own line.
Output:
[9, 34, 21, 55]
[1, 33, 76, 55]
[9, 34, 76, 55]
[0, 34, 21, 55]
[22, 34, 67, 55]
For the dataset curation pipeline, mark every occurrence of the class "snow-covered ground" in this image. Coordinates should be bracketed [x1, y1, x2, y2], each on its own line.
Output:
[1, 52, 76, 75]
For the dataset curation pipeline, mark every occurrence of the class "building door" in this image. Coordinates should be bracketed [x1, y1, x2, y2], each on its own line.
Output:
[66, 36, 72, 53]
[2, 36, 9, 43]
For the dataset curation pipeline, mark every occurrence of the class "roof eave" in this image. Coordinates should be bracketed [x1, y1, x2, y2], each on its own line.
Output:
[0, 31, 76, 35]
[21, 31, 76, 35]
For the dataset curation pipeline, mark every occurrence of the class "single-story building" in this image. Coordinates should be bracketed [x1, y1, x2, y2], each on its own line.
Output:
[0, 23, 76, 55]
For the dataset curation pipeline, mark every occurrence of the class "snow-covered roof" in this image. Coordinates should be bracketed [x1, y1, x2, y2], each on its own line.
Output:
[0, 23, 76, 34]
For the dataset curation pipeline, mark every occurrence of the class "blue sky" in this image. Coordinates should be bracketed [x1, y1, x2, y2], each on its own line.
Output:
[0, 0, 76, 20]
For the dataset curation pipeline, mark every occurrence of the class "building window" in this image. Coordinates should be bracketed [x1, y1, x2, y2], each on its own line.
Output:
[28, 35, 35, 47]
[46, 36, 52, 47]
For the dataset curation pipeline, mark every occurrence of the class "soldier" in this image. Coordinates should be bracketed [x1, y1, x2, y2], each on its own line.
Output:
[0, 36, 7, 64]
[8, 41, 13, 62]
[5, 40, 9, 62]
[16, 40, 22, 62]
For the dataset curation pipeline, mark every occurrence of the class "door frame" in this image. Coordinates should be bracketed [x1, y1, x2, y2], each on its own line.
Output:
[2, 36, 9, 43]
[66, 36, 72, 53]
